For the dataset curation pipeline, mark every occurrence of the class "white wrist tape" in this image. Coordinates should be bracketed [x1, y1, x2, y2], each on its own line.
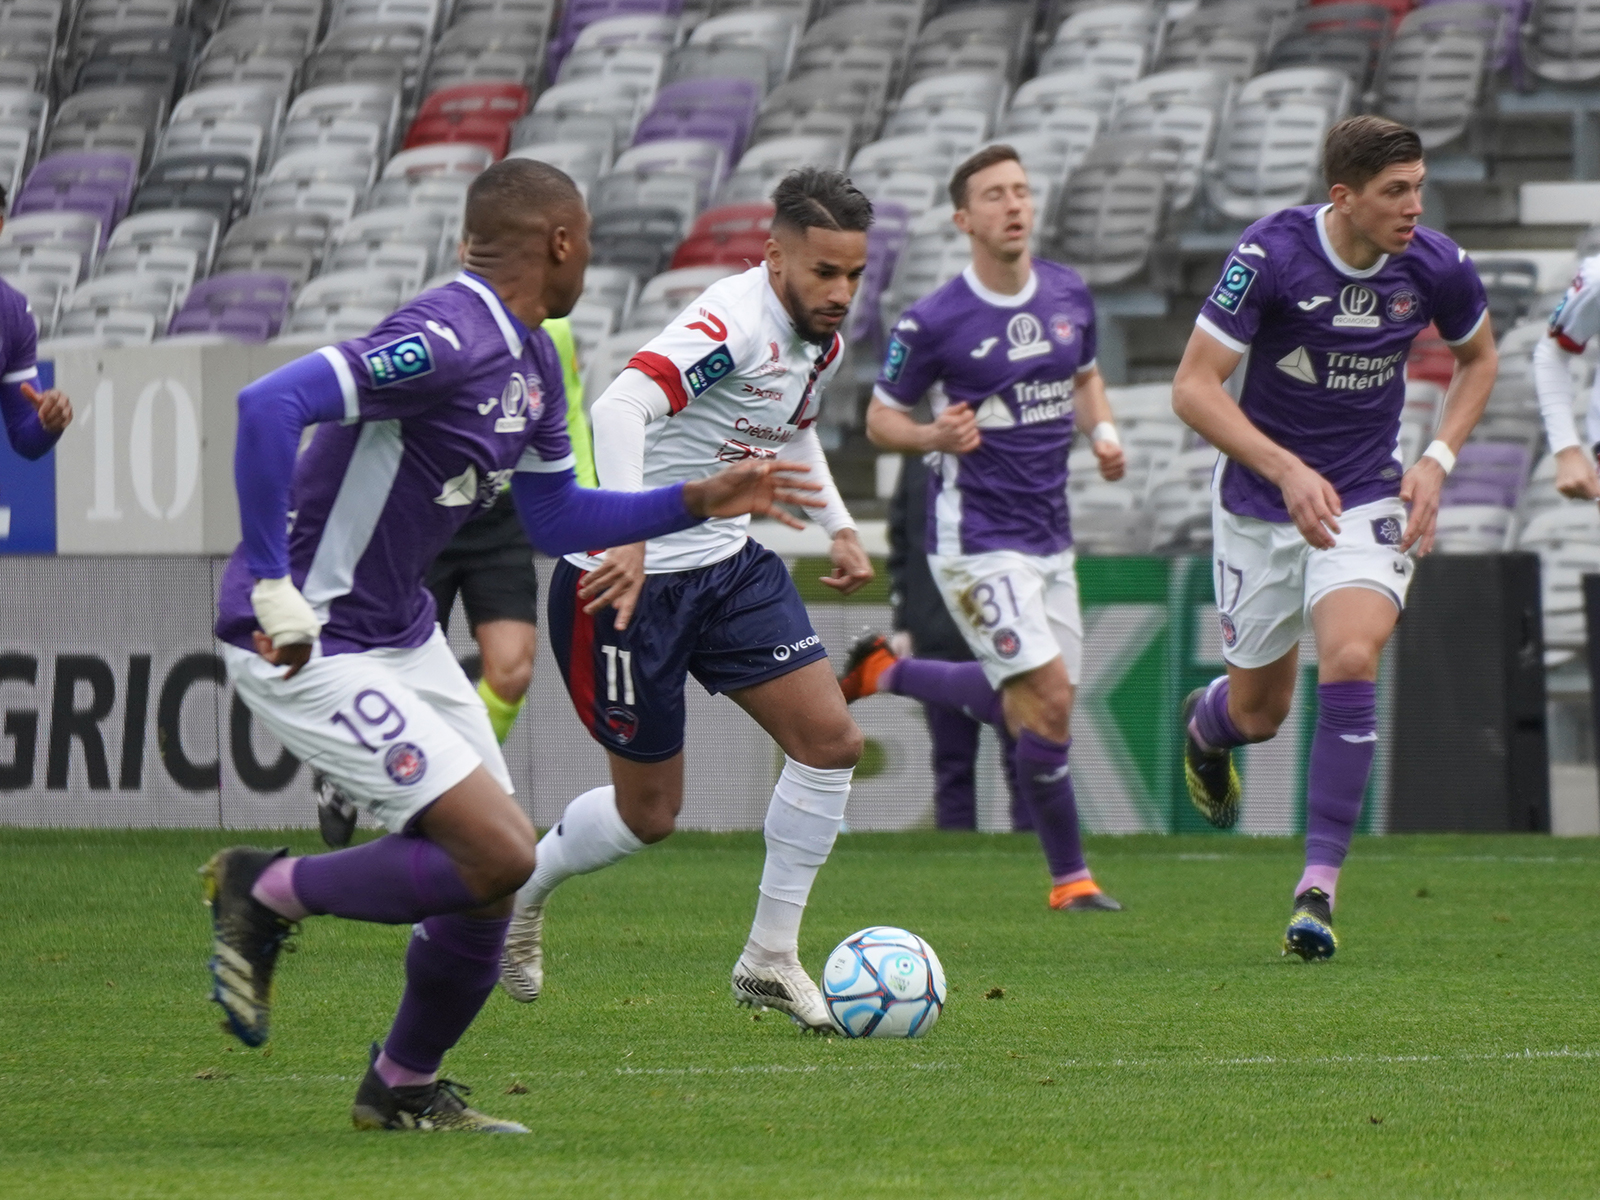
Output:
[1422, 440, 1456, 475]
[251, 576, 320, 649]
[1091, 421, 1120, 447]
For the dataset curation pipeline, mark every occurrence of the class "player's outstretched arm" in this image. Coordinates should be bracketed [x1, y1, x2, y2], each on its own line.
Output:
[1532, 333, 1600, 499]
[509, 462, 821, 558]
[1173, 327, 1343, 549]
[235, 354, 350, 677]
[1400, 319, 1498, 554]
[0, 379, 70, 460]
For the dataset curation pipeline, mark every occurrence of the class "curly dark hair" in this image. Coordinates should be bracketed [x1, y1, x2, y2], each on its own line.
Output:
[771, 167, 874, 235]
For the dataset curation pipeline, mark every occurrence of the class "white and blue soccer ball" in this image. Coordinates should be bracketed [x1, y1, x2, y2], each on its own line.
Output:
[822, 926, 946, 1038]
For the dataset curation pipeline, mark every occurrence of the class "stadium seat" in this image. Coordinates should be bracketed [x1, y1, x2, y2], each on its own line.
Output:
[577, 262, 641, 327]
[1147, 448, 1221, 553]
[302, 22, 432, 103]
[589, 204, 684, 277]
[670, 201, 774, 269]
[53, 304, 159, 343]
[1406, 323, 1457, 386]
[1431, 502, 1513, 552]
[570, 13, 678, 55]
[522, 77, 653, 154]
[1376, 3, 1502, 148]
[1049, 154, 1167, 287]
[664, 44, 771, 94]
[1267, 2, 1398, 89]
[1523, 0, 1600, 82]
[629, 264, 738, 328]
[1207, 98, 1332, 220]
[610, 136, 728, 204]
[426, 20, 548, 94]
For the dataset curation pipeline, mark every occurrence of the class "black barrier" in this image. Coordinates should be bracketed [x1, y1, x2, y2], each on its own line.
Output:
[1391, 553, 1549, 832]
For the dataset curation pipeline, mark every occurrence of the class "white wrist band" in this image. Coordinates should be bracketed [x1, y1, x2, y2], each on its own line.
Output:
[1091, 421, 1120, 447]
[1422, 440, 1456, 475]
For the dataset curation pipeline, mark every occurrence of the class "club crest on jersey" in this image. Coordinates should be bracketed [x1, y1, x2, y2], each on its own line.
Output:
[383, 742, 428, 785]
[603, 707, 638, 745]
[1050, 314, 1075, 344]
[1219, 612, 1238, 648]
[362, 331, 434, 387]
[1386, 288, 1420, 322]
[686, 344, 736, 396]
[1006, 313, 1051, 361]
[884, 334, 911, 382]
[992, 628, 1021, 659]
[1210, 258, 1258, 314]
[1371, 516, 1403, 546]
[1333, 285, 1380, 328]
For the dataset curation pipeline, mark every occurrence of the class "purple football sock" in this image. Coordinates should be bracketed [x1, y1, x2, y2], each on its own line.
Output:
[291, 834, 479, 925]
[1303, 681, 1378, 892]
[381, 912, 509, 1076]
[1012, 729, 1087, 879]
[883, 658, 1005, 728]
[1191, 676, 1249, 752]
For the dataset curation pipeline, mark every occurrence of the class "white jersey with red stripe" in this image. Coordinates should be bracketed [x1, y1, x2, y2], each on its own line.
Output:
[588, 264, 845, 572]
[1550, 253, 1600, 353]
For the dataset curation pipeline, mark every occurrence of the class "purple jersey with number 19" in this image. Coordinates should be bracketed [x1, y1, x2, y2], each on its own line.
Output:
[1197, 205, 1487, 523]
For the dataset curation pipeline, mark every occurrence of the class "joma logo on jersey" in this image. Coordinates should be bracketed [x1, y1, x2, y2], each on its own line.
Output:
[1210, 258, 1258, 313]
[1333, 285, 1381, 328]
[362, 332, 434, 387]
[686, 344, 735, 395]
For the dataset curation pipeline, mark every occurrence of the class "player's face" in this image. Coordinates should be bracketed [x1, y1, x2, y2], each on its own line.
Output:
[953, 160, 1034, 260]
[1336, 160, 1426, 256]
[546, 206, 592, 319]
[768, 225, 869, 344]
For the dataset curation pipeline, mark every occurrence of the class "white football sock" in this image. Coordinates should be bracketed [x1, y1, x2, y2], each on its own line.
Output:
[517, 786, 644, 909]
[747, 758, 853, 956]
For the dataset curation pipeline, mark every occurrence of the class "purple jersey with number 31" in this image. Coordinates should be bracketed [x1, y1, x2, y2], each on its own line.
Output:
[1197, 205, 1487, 522]
[873, 260, 1098, 557]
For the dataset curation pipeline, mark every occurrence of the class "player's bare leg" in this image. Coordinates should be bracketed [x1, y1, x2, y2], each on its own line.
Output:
[501, 753, 678, 1002]
[843, 645, 1118, 910]
[726, 658, 861, 1030]
[475, 618, 537, 743]
[206, 765, 535, 1130]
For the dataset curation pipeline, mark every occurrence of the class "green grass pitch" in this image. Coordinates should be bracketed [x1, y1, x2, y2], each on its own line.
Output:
[3, 827, 1598, 1198]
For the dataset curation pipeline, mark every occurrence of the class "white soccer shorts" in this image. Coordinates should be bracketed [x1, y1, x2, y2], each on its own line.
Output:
[1211, 495, 1414, 669]
[224, 627, 512, 832]
[926, 548, 1084, 688]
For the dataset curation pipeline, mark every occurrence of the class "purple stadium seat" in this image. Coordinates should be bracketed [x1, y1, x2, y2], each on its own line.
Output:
[633, 108, 746, 162]
[846, 201, 911, 347]
[1420, 0, 1527, 70]
[20, 152, 139, 221]
[1443, 442, 1532, 508]
[166, 306, 275, 341]
[549, 0, 684, 74]
[652, 78, 760, 130]
[177, 272, 295, 337]
[10, 187, 123, 249]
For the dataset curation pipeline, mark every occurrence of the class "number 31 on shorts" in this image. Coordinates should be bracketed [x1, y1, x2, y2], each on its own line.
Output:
[963, 576, 1020, 630]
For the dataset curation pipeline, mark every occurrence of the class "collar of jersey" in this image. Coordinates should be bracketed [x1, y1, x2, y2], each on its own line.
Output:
[454, 270, 527, 357]
[961, 264, 1038, 308]
[1314, 205, 1388, 280]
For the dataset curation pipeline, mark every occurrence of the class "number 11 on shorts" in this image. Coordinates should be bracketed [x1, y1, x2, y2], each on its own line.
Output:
[600, 645, 635, 705]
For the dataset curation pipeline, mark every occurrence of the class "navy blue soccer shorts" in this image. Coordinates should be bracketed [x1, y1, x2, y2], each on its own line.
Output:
[548, 540, 828, 763]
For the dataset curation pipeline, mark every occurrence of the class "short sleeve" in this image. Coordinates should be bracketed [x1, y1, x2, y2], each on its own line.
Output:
[1549, 265, 1600, 352]
[1195, 248, 1274, 353]
[624, 294, 760, 414]
[1, 289, 39, 385]
[515, 331, 576, 474]
[320, 302, 472, 424]
[1434, 247, 1490, 345]
[873, 308, 942, 411]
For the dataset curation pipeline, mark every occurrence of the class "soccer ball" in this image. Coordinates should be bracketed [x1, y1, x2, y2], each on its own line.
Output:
[821, 926, 946, 1038]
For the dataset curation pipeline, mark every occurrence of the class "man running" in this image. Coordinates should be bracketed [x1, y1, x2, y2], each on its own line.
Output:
[1170, 117, 1496, 959]
[498, 168, 874, 1030]
[200, 159, 819, 1131]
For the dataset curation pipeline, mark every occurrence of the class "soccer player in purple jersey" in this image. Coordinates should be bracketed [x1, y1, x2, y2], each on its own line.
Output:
[840, 144, 1128, 913]
[199, 160, 821, 1132]
[1171, 117, 1498, 959]
[0, 187, 73, 458]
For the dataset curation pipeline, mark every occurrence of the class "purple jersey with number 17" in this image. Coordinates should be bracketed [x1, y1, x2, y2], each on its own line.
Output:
[873, 260, 1097, 557]
[214, 272, 575, 656]
[1197, 204, 1487, 522]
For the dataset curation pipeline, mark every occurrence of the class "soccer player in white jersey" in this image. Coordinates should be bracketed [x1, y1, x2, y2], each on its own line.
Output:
[1532, 250, 1600, 499]
[1172, 117, 1498, 959]
[838, 144, 1128, 913]
[498, 169, 874, 1030]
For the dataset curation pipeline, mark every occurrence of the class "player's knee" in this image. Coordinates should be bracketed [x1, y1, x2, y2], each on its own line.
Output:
[1318, 642, 1380, 684]
[631, 803, 679, 844]
[795, 719, 863, 771]
[478, 834, 536, 898]
[484, 659, 532, 704]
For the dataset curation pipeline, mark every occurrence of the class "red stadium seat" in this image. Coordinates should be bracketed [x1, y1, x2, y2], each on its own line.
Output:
[1406, 323, 1455, 387]
[403, 114, 515, 158]
[672, 203, 773, 267]
[415, 83, 530, 124]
